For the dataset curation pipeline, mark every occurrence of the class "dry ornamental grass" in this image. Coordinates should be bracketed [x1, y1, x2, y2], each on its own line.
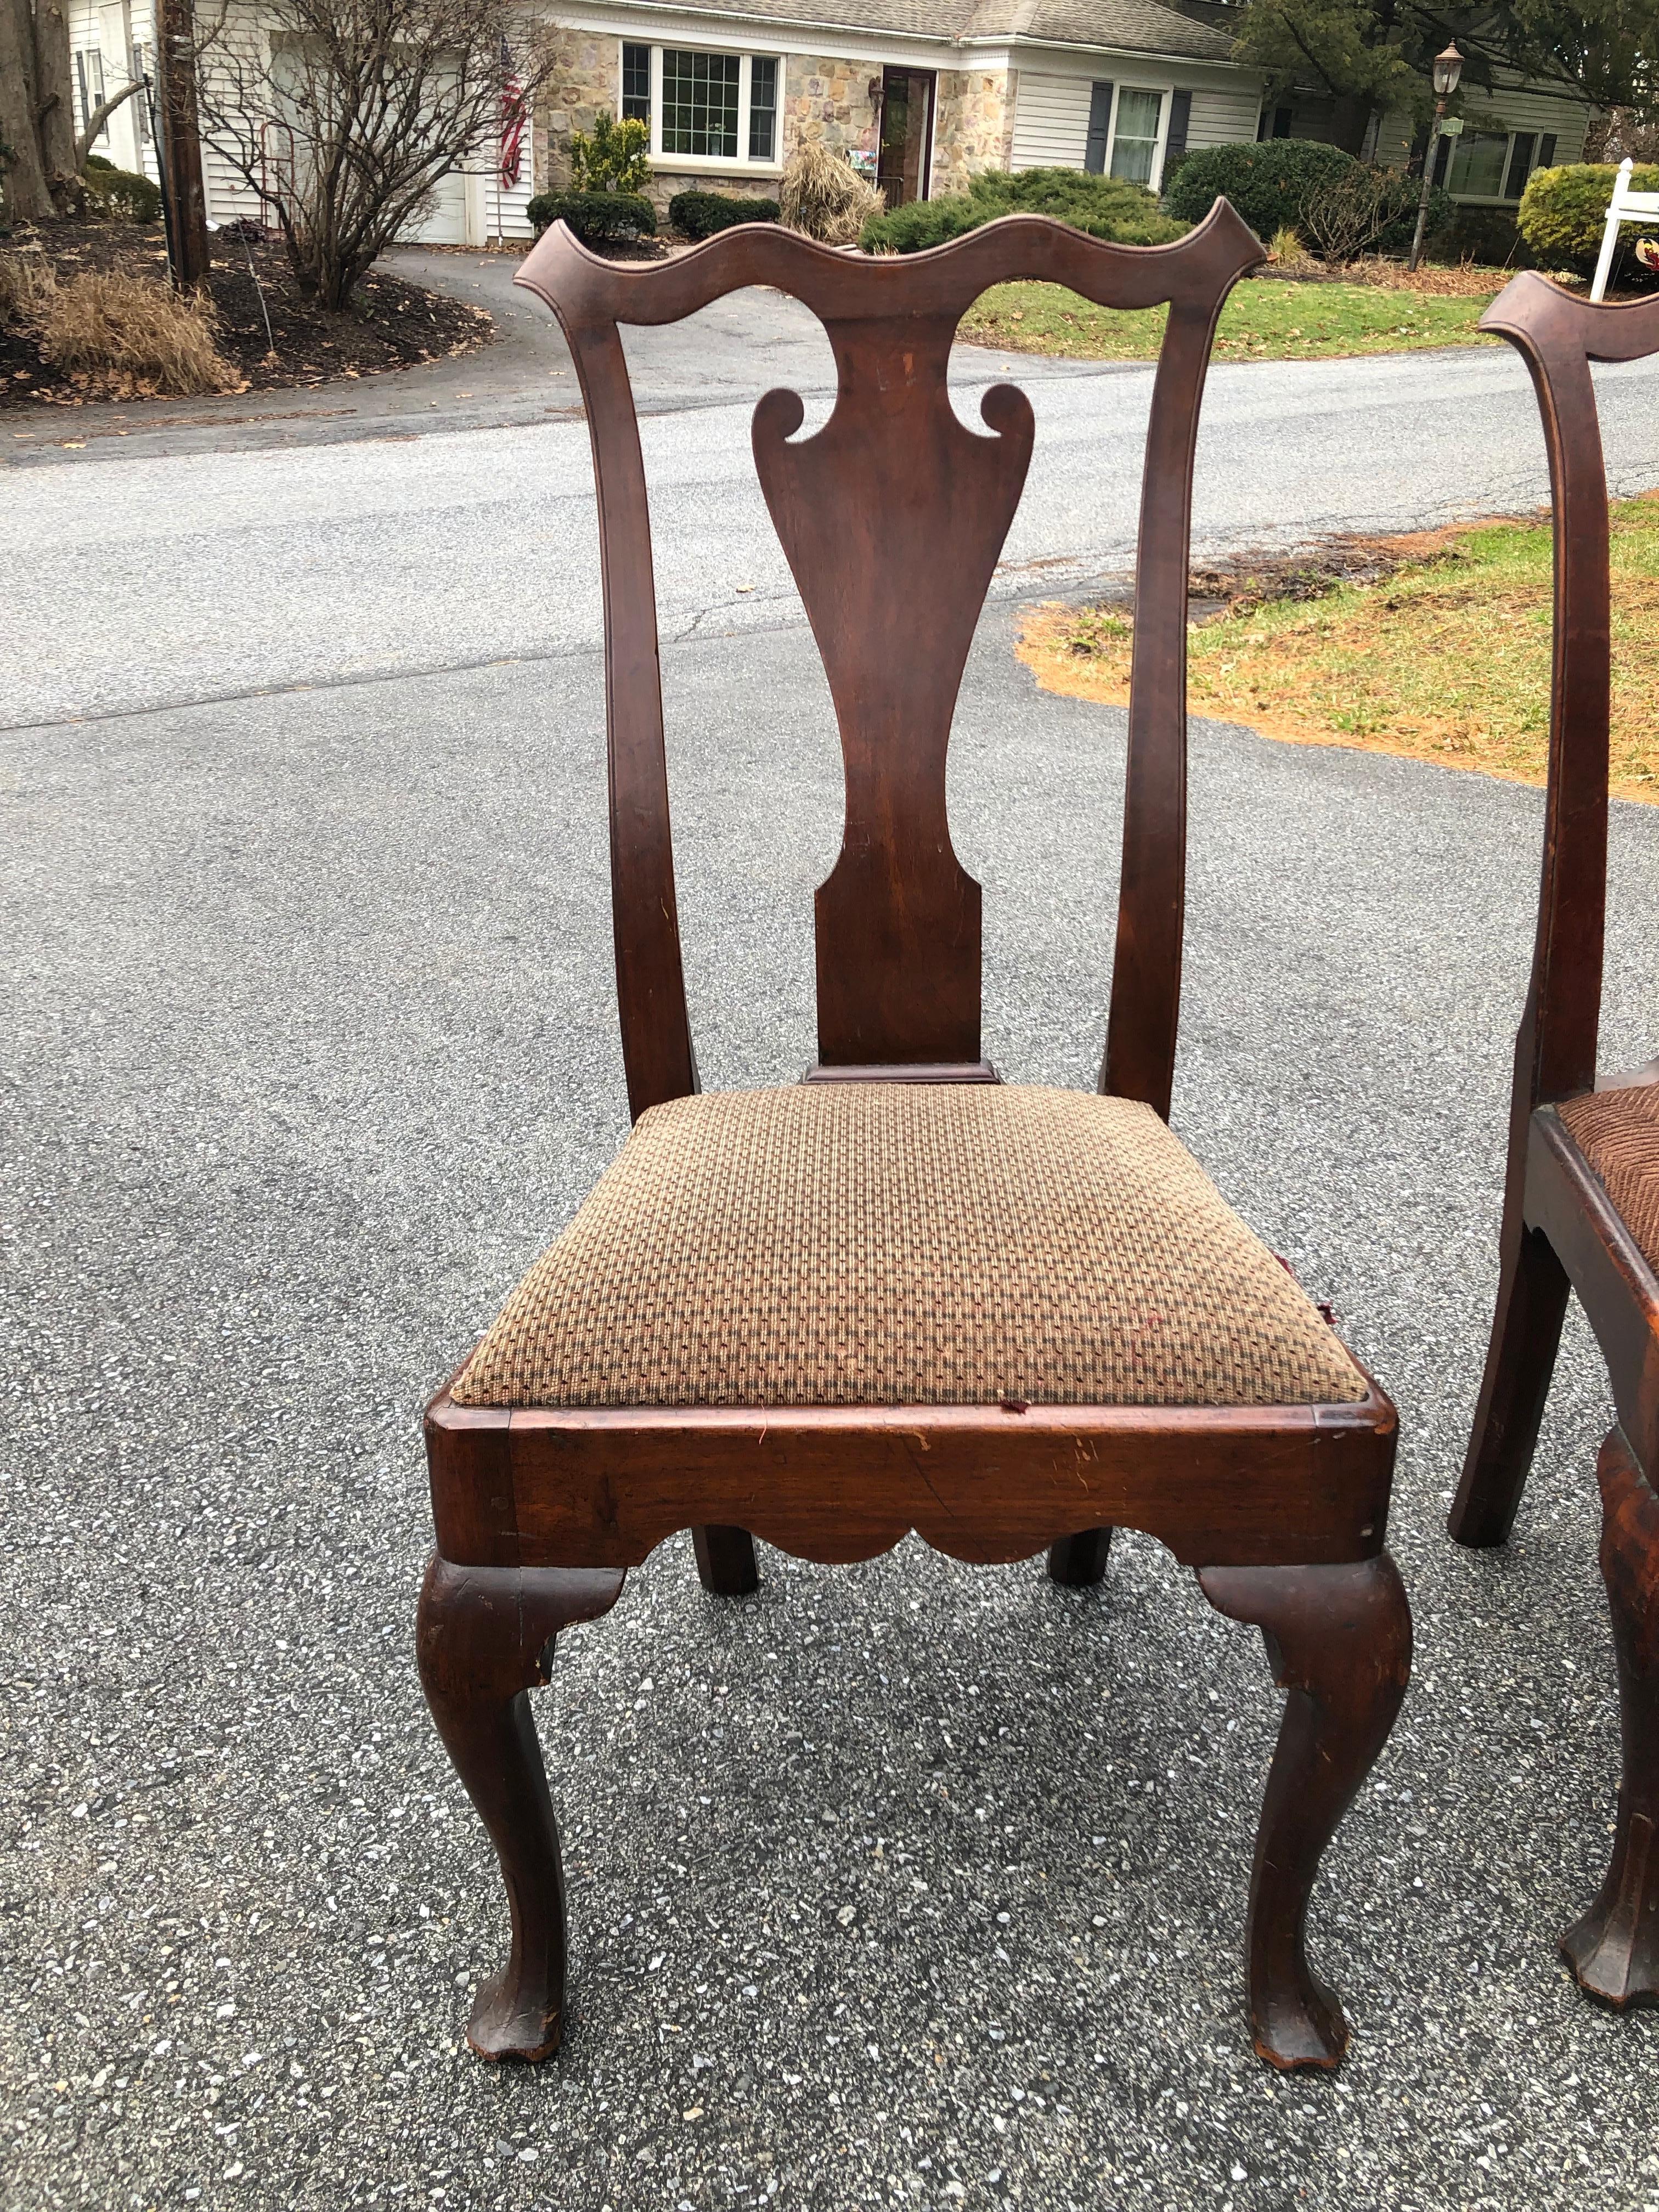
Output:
[780, 141, 883, 246]
[0, 251, 240, 399]
[1017, 498, 1659, 803]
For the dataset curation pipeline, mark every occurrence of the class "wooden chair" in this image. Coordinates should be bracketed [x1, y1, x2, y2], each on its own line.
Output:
[1449, 272, 1659, 2008]
[416, 205, 1412, 2076]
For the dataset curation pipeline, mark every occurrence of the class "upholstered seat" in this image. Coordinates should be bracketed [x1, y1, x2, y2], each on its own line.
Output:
[453, 1084, 1367, 1412]
[1558, 1083, 1659, 1272]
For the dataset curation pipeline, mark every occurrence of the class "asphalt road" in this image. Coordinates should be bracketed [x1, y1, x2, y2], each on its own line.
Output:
[4, 286, 1659, 2212]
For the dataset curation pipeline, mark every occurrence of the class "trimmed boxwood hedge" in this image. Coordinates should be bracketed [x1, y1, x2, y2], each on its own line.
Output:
[669, 189, 780, 239]
[1163, 139, 1356, 242]
[84, 151, 162, 224]
[861, 166, 1185, 253]
[1519, 162, 1659, 275]
[527, 190, 656, 246]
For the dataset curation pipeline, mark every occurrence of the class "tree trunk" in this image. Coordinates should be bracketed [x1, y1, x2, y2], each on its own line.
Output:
[33, 0, 79, 184]
[0, 0, 53, 219]
[1328, 94, 1375, 159]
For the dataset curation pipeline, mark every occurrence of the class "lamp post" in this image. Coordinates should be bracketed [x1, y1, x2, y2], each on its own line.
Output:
[1408, 42, 1463, 272]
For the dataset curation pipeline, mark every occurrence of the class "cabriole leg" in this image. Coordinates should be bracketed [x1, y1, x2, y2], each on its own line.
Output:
[693, 1525, 760, 1595]
[1048, 1528, 1113, 1587]
[1449, 1221, 1570, 1548]
[1198, 1555, 1412, 2070]
[1561, 1427, 1659, 2007]
[416, 1554, 625, 2061]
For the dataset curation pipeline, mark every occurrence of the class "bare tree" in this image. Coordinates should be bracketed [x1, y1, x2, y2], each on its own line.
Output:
[195, 0, 555, 310]
[0, 0, 144, 221]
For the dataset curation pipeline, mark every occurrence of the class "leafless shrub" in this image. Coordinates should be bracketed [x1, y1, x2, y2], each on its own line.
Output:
[781, 141, 883, 246]
[1300, 168, 1398, 264]
[3, 255, 239, 394]
[195, 0, 556, 309]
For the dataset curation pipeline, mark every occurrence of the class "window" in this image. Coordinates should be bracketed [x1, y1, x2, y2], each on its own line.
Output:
[618, 44, 783, 168]
[622, 43, 650, 122]
[132, 42, 150, 140]
[748, 55, 777, 162]
[74, 46, 106, 138]
[1109, 88, 1163, 186]
[1434, 125, 1555, 201]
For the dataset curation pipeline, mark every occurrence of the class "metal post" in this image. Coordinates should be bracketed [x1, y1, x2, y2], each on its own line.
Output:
[1408, 99, 1445, 274]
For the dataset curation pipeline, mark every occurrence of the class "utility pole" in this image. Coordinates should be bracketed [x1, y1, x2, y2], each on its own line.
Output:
[156, 0, 211, 289]
[1408, 42, 1463, 274]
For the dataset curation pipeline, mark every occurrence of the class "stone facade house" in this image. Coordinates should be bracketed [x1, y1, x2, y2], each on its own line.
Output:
[537, 0, 1266, 220]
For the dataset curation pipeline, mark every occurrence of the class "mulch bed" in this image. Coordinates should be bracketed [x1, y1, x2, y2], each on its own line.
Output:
[0, 219, 491, 409]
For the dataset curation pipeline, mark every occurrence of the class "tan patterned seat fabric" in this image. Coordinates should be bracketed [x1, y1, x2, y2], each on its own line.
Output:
[453, 1085, 1365, 1412]
[1558, 1080, 1659, 1272]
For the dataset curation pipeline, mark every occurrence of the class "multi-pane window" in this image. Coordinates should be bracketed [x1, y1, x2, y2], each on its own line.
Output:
[619, 44, 783, 167]
[748, 55, 777, 162]
[662, 49, 741, 158]
[622, 43, 651, 122]
[74, 46, 106, 138]
[1109, 88, 1163, 185]
[1434, 125, 1556, 200]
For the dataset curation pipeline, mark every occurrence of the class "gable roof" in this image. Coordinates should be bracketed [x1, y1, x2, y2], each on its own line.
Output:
[611, 0, 1240, 61]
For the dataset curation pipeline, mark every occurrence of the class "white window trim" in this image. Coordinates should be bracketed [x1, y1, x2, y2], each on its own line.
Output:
[1104, 81, 1173, 193]
[623, 38, 785, 176]
[1437, 126, 1544, 205]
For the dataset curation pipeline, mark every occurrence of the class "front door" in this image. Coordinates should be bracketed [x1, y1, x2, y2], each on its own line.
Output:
[877, 68, 934, 208]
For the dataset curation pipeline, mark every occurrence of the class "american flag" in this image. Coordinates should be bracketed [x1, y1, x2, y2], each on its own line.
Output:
[499, 36, 527, 189]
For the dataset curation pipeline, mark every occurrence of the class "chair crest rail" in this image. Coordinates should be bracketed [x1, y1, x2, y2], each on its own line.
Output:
[516, 203, 1263, 1118]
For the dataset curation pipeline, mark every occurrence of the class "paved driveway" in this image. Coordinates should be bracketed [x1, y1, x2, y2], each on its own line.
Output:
[4, 274, 1659, 2212]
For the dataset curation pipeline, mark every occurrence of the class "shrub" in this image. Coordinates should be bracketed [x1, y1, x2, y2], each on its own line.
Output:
[568, 111, 650, 195]
[1163, 138, 1358, 243]
[1519, 162, 1659, 275]
[1374, 174, 1452, 257]
[781, 141, 883, 245]
[82, 153, 163, 224]
[527, 190, 656, 246]
[1299, 165, 1450, 262]
[860, 165, 1186, 253]
[1427, 204, 1531, 267]
[668, 189, 780, 240]
[0, 254, 239, 395]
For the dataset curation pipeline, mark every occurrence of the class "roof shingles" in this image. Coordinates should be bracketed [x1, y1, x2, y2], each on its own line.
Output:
[614, 0, 1238, 61]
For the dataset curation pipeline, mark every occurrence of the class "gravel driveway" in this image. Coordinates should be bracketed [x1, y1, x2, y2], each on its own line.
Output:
[4, 301, 1659, 2211]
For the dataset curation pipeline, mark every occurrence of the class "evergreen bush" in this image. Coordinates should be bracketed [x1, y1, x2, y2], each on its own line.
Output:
[567, 112, 650, 195]
[1163, 139, 1357, 243]
[83, 153, 162, 224]
[860, 166, 1184, 253]
[668, 189, 780, 240]
[1519, 162, 1659, 275]
[527, 190, 656, 246]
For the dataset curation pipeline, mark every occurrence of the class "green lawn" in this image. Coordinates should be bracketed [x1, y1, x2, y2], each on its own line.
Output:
[960, 274, 1500, 362]
[1018, 495, 1659, 800]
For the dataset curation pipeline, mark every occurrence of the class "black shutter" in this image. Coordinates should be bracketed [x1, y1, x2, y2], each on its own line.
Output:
[1272, 105, 1293, 138]
[1085, 81, 1112, 174]
[1164, 89, 1191, 173]
[1537, 132, 1557, 169]
[1433, 132, 1452, 188]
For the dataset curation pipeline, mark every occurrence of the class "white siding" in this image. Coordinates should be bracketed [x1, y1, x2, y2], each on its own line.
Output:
[1184, 86, 1261, 152]
[1009, 72, 1092, 171]
[1372, 78, 1591, 185]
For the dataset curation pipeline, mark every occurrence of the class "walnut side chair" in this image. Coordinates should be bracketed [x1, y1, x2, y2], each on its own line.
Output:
[415, 204, 1413, 2076]
[1449, 272, 1659, 2007]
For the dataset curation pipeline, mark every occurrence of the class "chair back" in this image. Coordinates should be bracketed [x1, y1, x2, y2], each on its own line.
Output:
[1476, 274, 1659, 1124]
[516, 205, 1261, 1119]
